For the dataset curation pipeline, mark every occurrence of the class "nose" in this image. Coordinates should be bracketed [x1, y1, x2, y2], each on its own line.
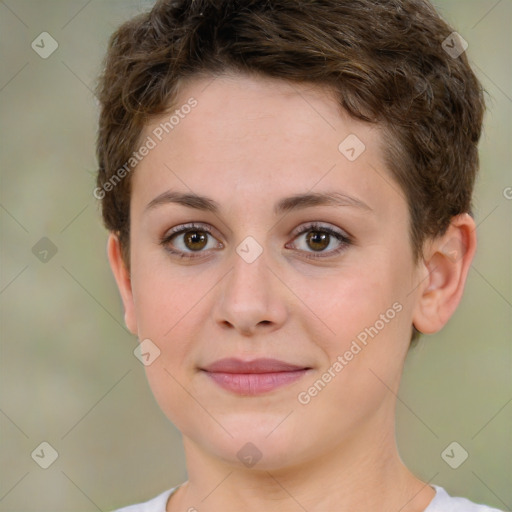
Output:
[212, 245, 288, 337]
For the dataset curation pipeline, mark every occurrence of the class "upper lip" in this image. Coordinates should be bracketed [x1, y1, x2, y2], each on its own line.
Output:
[201, 358, 309, 374]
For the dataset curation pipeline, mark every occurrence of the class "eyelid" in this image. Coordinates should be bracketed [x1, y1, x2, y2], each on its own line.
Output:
[289, 221, 351, 241]
[163, 222, 220, 240]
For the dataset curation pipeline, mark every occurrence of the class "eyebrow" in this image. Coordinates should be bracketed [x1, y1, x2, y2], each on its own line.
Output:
[144, 190, 373, 215]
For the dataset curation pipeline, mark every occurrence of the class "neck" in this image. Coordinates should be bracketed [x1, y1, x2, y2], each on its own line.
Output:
[168, 420, 435, 512]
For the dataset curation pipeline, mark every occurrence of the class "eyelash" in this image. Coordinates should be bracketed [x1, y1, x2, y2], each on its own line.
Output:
[160, 222, 352, 260]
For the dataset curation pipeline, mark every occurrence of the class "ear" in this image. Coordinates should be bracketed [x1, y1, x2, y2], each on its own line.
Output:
[412, 213, 477, 335]
[107, 233, 138, 335]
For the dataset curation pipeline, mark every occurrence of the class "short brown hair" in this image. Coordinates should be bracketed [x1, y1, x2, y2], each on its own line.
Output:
[95, 0, 485, 341]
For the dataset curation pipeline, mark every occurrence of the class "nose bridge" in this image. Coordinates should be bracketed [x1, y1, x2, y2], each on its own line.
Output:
[231, 241, 269, 299]
[227, 239, 272, 310]
[212, 235, 287, 334]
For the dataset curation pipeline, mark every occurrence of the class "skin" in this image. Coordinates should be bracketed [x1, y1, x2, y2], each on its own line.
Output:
[108, 73, 477, 512]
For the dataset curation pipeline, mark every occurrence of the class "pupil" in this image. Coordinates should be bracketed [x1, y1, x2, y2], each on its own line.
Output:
[307, 231, 329, 251]
[185, 231, 207, 251]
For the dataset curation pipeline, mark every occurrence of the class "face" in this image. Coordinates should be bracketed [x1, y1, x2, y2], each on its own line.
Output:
[115, 74, 426, 470]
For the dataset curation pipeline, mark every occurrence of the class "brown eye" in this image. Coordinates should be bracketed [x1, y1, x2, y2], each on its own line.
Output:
[305, 231, 330, 252]
[161, 223, 223, 259]
[183, 230, 208, 251]
[287, 222, 352, 259]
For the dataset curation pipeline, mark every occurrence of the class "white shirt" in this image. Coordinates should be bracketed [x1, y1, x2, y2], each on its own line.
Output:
[112, 484, 505, 511]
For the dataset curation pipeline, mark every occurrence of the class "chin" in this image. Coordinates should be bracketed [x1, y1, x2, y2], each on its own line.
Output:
[192, 420, 311, 471]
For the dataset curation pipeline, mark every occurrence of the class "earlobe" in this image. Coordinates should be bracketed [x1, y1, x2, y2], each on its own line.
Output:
[412, 214, 477, 335]
[107, 233, 138, 335]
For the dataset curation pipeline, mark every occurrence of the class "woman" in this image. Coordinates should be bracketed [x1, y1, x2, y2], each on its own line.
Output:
[95, 1, 503, 510]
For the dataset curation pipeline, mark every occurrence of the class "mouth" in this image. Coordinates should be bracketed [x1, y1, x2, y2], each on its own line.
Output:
[199, 358, 311, 396]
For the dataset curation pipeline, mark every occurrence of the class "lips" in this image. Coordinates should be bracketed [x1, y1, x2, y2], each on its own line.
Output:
[202, 357, 307, 373]
[200, 358, 310, 395]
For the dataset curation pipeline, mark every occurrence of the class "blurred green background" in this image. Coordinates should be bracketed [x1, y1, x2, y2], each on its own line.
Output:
[0, 1, 510, 510]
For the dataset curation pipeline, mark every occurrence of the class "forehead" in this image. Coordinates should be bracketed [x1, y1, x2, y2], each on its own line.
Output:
[132, 73, 404, 219]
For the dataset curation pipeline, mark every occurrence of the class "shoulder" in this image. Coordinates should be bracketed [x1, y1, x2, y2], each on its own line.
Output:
[111, 487, 178, 512]
[426, 485, 505, 512]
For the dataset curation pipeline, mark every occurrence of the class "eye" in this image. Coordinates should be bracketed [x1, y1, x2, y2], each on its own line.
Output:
[160, 223, 223, 259]
[286, 222, 352, 259]
[160, 222, 352, 261]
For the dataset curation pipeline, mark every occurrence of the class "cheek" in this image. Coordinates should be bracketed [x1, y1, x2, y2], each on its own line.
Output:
[296, 290, 408, 438]
[301, 257, 412, 385]
[303, 266, 398, 339]
[142, 359, 197, 434]
[130, 248, 213, 339]
[129, 254, 212, 402]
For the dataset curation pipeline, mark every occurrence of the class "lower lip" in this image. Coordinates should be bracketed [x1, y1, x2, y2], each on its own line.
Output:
[203, 370, 308, 395]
